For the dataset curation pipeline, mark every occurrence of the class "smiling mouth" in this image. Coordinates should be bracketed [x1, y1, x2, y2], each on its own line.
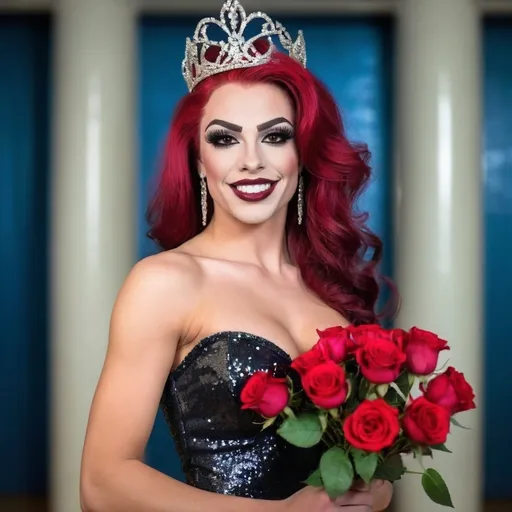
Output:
[233, 182, 272, 193]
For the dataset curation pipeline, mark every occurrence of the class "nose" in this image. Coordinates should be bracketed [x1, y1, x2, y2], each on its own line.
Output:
[239, 141, 265, 173]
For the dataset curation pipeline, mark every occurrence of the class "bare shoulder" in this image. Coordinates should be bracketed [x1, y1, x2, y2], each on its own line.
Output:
[111, 250, 204, 335]
[119, 250, 203, 303]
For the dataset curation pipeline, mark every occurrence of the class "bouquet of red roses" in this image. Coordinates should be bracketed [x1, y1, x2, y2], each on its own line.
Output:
[240, 324, 476, 508]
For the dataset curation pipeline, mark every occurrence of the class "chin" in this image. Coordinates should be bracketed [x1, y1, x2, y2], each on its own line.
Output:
[224, 202, 283, 225]
[231, 211, 277, 225]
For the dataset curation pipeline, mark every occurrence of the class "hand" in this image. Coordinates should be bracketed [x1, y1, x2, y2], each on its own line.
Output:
[281, 486, 339, 511]
[333, 479, 389, 510]
[282, 485, 373, 511]
[332, 481, 373, 510]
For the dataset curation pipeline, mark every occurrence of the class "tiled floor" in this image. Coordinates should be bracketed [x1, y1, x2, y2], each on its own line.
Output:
[0, 496, 511, 511]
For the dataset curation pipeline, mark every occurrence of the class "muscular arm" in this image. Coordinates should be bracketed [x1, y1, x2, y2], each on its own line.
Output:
[80, 255, 281, 512]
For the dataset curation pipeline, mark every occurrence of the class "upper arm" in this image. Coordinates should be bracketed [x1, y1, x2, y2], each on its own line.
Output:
[81, 253, 201, 473]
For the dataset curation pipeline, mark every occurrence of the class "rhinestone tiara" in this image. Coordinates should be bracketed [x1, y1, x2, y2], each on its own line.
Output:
[182, 0, 307, 92]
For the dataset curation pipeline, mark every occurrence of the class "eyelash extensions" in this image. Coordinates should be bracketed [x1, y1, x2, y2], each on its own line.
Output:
[205, 125, 295, 148]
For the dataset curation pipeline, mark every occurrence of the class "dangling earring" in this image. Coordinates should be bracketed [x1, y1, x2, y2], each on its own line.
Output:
[200, 172, 208, 227]
[297, 173, 304, 225]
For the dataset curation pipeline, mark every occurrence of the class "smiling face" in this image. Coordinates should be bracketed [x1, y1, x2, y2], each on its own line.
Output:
[198, 82, 300, 225]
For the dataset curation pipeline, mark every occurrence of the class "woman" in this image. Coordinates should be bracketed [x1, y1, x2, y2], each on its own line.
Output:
[80, 1, 395, 510]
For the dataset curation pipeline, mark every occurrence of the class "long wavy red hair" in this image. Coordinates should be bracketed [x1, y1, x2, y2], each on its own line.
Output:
[146, 44, 397, 325]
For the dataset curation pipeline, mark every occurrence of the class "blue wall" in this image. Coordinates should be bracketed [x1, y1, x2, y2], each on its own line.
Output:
[0, 15, 51, 494]
[483, 17, 512, 500]
[138, 14, 395, 480]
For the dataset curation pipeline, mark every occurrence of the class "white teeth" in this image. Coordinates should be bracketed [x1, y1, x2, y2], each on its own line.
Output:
[235, 183, 271, 193]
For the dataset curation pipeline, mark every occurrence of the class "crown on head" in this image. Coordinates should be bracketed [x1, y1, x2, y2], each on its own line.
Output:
[182, 0, 307, 92]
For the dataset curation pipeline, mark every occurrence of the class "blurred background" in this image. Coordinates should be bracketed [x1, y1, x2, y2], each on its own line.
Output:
[0, 0, 510, 511]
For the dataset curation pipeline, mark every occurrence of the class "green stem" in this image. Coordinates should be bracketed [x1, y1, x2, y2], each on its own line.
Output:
[324, 430, 336, 446]
[322, 423, 339, 446]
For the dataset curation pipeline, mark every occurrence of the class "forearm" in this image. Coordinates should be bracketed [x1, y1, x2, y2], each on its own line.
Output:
[81, 459, 283, 512]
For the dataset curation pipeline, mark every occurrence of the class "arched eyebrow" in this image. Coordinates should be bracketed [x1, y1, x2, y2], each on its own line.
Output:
[205, 117, 293, 133]
[205, 119, 242, 132]
[257, 117, 293, 131]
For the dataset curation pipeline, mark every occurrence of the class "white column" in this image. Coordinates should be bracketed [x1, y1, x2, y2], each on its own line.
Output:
[393, 0, 483, 511]
[50, 1, 137, 511]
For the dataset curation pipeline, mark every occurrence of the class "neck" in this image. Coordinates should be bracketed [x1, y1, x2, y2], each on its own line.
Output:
[201, 206, 291, 273]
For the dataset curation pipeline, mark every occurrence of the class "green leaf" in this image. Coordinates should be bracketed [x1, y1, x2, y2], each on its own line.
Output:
[358, 378, 371, 400]
[328, 408, 339, 419]
[398, 370, 413, 394]
[261, 416, 277, 430]
[384, 371, 412, 406]
[283, 406, 296, 420]
[421, 468, 454, 508]
[412, 446, 426, 470]
[389, 381, 408, 402]
[376, 383, 389, 397]
[345, 378, 353, 401]
[450, 417, 471, 430]
[351, 449, 378, 484]
[277, 412, 323, 448]
[422, 446, 433, 458]
[431, 443, 452, 453]
[304, 468, 323, 487]
[319, 412, 328, 432]
[373, 454, 406, 482]
[343, 376, 362, 413]
[320, 447, 354, 499]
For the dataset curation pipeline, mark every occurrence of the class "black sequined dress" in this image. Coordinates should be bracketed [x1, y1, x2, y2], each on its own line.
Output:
[160, 331, 322, 500]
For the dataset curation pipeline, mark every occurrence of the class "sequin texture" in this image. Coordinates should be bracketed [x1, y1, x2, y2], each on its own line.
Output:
[160, 332, 322, 499]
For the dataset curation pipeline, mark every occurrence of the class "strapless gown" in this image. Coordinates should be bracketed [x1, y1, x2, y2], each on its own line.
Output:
[160, 331, 322, 500]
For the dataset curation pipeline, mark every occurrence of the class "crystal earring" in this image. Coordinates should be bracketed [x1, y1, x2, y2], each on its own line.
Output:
[297, 173, 304, 225]
[200, 173, 208, 227]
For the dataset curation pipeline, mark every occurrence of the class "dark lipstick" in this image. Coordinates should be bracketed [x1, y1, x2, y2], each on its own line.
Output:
[229, 178, 278, 202]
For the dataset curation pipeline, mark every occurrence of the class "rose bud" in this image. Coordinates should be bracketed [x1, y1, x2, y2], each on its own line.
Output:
[291, 344, 328, 377]
[343, 399, 400, 452]
[421, 366, 476, 415]
[404, 327, 449, 375]
[241, 371, 289, 418]
[403, 396, 451, 445]
[355, 336, 406, 384]
[302, 361, 349, 409]
[346, 324, 386, 352]
[316, 326, 350, 362]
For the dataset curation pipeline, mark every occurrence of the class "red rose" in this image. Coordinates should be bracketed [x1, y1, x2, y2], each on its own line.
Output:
[404, 327, 449, 375]
[421, 366, 476, 415]
[343, 399, 400, 452]
[316, 326, 350, 362]
[241, 371, 289, 418]
[355, 336, 406, 384]
[350, 325, 407, 350]
[346, 324, 384, 351]
[389, 328, 408, 351]
[402, 396, 451, 445]
[350, 325, 383, 338]
[302, 361, 349, 409]
[291, 344, 329, 377]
